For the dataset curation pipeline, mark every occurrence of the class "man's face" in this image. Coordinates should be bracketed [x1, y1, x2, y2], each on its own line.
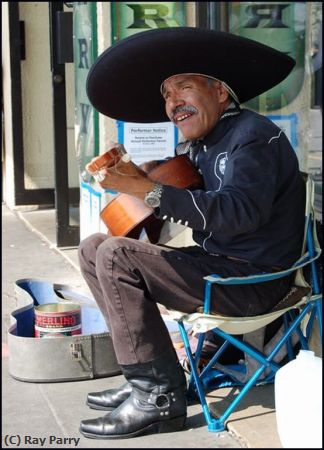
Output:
[162, 75, 230, 140]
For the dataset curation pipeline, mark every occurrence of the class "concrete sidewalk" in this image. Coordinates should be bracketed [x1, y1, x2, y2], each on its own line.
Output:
[2, 203, 283, 448]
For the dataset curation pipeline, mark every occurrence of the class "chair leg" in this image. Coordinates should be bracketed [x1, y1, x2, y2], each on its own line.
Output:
[177, 301, 317, 432]
[316, 300, 322, 339]
[288, 310, 309, 350]
[309, 299, 322, 341]
[200, 340, 231, 376]
[305, 299, 322, 349]
[178, 321, 225, 431]
[283, 313, 295, 360]
[178, 321, 279, 432]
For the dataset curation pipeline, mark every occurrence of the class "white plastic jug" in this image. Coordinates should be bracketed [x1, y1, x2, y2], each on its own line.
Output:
[274, 350, 322, 448]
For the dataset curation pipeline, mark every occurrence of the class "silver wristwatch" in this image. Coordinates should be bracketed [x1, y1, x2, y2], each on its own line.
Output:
[144, 183, 163, 208]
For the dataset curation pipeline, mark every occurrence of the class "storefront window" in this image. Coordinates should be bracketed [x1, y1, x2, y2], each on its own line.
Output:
[197, 1, 322, 221]
[228, 2, 306, 113]
[308, 2, 322, 221]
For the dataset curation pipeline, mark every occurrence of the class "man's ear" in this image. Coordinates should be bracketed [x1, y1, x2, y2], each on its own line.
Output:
[218, 83, 230, 104]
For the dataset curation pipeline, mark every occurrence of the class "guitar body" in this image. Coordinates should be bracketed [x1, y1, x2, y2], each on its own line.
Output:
[100, 155, 203, 243]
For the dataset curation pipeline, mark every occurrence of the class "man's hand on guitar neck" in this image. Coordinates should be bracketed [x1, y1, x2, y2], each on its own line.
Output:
[85, 145, 161, 200]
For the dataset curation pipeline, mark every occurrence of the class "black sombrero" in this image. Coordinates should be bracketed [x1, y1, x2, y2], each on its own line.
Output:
[86, 27, 295, 123]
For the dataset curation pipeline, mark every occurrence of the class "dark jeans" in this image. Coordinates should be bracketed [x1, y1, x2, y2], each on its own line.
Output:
[78, 234, 292, 365]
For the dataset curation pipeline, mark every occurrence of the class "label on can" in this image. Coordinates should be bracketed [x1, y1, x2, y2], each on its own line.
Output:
[34, 303, 82, 338]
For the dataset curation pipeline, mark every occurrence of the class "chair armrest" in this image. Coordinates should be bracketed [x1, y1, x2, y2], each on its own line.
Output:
[204, 269, 295, 285]
[202, 251, 321, 314]
[203, 252, 319, 286]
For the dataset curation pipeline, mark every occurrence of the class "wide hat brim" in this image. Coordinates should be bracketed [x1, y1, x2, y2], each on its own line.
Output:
[86, 27, 295, 123]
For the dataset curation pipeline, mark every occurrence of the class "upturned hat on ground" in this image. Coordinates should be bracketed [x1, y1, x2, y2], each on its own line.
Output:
[86, 27, 295, 123]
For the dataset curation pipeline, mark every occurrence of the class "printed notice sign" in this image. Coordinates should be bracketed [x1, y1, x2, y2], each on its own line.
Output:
[120, 122, 177, 165]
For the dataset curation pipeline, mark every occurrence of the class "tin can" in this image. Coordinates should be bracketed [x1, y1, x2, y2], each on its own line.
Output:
[34, 303, 82, 338]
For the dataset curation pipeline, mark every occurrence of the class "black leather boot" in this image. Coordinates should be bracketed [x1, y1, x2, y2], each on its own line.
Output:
[87, 382, 132, 410]
[80, 351, 187, 439]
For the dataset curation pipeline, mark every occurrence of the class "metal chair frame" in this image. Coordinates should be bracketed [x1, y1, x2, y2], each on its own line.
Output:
[174, 174, 322, 432]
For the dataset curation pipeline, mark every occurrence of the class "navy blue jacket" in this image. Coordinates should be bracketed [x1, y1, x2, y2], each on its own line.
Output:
[156, 108, 305, 269]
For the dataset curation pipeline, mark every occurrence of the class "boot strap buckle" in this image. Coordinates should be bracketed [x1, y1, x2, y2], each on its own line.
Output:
[155, 393, 171, 409]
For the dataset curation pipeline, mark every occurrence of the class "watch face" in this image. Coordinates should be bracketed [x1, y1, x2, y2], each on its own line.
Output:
[145, 194, 160, 208]
[144, 183, 163, 208]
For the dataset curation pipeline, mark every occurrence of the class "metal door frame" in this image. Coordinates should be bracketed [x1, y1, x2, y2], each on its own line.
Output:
[196, 2, 228, 31]
[49, 1, 79, 247]
[8, 2, 55, 205]
[7, 2, 79, 247]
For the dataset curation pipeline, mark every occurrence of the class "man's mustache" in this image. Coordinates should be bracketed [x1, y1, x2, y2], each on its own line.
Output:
[171, 105, 198, 121]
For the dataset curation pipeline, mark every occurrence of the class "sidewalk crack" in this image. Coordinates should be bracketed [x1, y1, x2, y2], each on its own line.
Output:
[37, 385, 69, 437]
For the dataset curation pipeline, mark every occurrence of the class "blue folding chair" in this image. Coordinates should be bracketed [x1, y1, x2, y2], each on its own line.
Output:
[170, 173, 322, 432]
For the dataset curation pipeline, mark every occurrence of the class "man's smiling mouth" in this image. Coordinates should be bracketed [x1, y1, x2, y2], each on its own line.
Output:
[172, 106, 198, 123]
[173, 112, 195, 123]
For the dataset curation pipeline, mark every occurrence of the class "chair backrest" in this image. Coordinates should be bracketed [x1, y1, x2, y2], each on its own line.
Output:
[173, 172, 322, 435]
[173, 172, 321, 337]
[295, 173, 321, 293]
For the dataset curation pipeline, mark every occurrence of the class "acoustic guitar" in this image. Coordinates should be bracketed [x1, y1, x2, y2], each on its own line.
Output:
[88, 149, 203, 244]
